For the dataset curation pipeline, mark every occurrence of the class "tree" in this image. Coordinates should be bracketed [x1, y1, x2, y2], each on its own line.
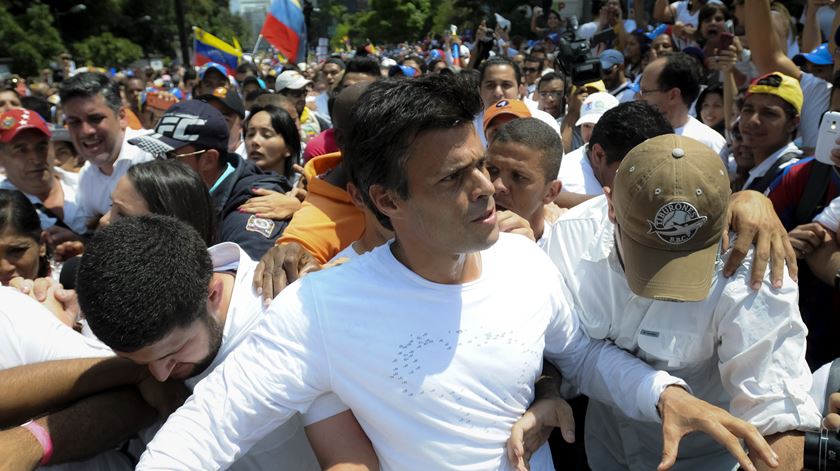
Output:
[73, 33, 144, 68]
[0, 3, 64, 75]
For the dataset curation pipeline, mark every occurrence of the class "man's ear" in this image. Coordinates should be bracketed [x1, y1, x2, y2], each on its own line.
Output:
[207, 275, 224, 312]
[787, 114, 801, 136]
[346, 182, 366, 210]
[118, 106, 128, 130]
[518, 83, 527, 100]
[199, 149, 221, 172]
[369, 184, 400, 221]
[542, 179, 563, 204]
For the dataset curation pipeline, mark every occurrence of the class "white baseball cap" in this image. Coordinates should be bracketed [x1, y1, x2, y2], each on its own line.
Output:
[575, 92, 620, 127]
[274, 70, 312, 91]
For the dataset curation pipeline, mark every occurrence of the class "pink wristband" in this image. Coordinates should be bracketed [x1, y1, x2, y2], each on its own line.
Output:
[22, 420, 53, 465]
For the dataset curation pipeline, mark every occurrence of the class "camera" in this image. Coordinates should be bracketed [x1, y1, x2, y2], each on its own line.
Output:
[553, 37, 602, 87]
[804, 428, 840, 470]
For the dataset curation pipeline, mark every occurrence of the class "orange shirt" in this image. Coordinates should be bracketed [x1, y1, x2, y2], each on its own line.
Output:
[277, 152, 365, 264]
[125, 108, 143, 130]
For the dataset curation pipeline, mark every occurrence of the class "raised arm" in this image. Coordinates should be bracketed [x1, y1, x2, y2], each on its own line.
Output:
[801, 0, 826, 55]
[531, 6, 546, 35]
[744, 0, 801, 78]
[653, 0, 675, 23]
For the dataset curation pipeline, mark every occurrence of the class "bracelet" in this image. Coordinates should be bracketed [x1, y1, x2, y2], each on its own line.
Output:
[22, 420, 53, 465]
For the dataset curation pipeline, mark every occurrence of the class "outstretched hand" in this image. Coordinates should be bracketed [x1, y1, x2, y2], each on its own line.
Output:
[507, 397, 575, 471]
[657, 386, 778, 471]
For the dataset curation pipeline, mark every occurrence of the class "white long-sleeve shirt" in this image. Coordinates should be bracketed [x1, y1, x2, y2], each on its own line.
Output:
[543, 196, 822, 470]
[137, 233, 684, 471]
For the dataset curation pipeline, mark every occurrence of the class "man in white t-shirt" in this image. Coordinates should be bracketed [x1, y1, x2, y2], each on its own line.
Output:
[638, 53, 726, 154]
[133, 73, 757, 471]
[744, 0, 832, 154]
[58, 73, 152, 218]
[74, 215, 365, 471]
[536, 135, 820, 469]
[473, 56, 562, 148]
[556, 92, 619, 200]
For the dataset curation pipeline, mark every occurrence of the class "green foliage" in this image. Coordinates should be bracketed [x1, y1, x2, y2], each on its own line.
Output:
[0, 3, 64, 75]
[72, 32, 144, 67]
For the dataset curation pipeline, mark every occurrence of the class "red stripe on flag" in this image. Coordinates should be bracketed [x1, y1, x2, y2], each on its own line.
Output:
[260, 14, 300, 62]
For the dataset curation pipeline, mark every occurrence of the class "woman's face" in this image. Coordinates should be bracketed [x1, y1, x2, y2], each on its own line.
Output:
[651, 34, 675, 58]
[700, 10, 726, 41]
[547, 12, 561, 29]
[700, 92, 725, 128]
[0, 228, 45, 285]
[99, 175, 150, 227]
[245, 111, 291, 175]
[625, 35, 641, 61]
[0, 91, 22, 114]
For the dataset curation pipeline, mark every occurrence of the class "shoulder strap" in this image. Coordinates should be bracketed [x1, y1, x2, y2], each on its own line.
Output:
[31, 201, 73, 232]
[749, 152, 799, 194]
[794, 162, 833, 226]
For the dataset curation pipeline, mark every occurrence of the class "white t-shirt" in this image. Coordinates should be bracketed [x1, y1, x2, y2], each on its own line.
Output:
[675, 115, 726, 155]
[0, 288, 131, 471]
[610, 81, 636, 104]
[136, 242, 322, 471]
[0, 168, 92, 235]
[77, 128, 153, 216]
[475, 100, 562, 148]
[543, 196, 821, 470]
[137, 233, 684, 471]
[557, 144, 604, 196]
[815, 195, 840, 232]
[799, 72, 832, 151]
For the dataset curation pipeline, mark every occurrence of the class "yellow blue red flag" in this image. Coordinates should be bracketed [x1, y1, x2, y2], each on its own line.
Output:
[260, 0, 307, 63]
[193, 27, 242, 75]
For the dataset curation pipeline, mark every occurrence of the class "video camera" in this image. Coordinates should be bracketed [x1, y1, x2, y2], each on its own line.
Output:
[805, 428, 840, 470]
[553, 28, 616, 87]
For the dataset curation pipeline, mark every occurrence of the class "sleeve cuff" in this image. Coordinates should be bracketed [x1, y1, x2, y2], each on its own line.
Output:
[639, 371, 690, 423]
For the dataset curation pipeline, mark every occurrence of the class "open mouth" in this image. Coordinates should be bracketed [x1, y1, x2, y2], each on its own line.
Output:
[471, 206, 496, 224]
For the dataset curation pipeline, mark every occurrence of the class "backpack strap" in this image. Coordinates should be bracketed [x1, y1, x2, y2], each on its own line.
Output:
[794, 162, 834, 226]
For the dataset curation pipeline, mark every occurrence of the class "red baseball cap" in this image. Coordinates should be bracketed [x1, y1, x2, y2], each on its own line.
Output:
[0, 109, 51, 144]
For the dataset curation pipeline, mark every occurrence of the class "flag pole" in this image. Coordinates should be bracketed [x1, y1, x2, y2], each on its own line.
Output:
[252, 35, 263, 56]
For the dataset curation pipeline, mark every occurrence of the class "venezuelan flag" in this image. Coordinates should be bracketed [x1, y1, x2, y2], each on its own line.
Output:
[193, 27, 242, 75]
[260, 0, 307, 64]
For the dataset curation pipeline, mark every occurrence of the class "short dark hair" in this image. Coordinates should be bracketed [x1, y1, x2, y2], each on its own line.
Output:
[58, 72, 122, 114]
[491, 118, 564, 182]
[345, 75, 482, 230]
[127, 160, 217, 245]
[0, 189, 48, 277]
[236, 62, 259, 76]
[589, 101, 673, 165]
[657, 53, 702, 108]
[479, 56, 523, 86]
[538, 72, 566, 91]
[344, 57, 381, 78]
[244, 104, 301, 177]
[77, 215, 213, 352]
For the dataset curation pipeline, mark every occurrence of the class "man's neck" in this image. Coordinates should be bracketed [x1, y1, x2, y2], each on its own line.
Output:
[531, 212, 546, 242]
[390, 239, 483, 284]
[97, 132, 125, 176]
[212, 271, 236, 329]
[752, 140, 792, 168]
[669, 109, 690, 129]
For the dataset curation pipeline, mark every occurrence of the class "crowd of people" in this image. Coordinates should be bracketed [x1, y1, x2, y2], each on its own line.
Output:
[2, 0, 840, 469]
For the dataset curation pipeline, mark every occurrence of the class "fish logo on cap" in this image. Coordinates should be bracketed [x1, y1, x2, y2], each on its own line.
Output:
[647, 201, 708, 245]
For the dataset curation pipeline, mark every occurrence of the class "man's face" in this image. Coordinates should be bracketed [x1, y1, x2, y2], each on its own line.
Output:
[125, 78, 145, 110]
[523, 61, 541, 85]
[0, 91, 22, 114]
[601, 64, 621, 89]
[804, 62, 833, 83]
[531, 53, 547, 69]
[651, 35, 675, 58]
[738, 94, 796, 153]
[480, 65, 522, 108]
[581, 122, 595, 143]
[342, 72, 377, 87]
[487, 140, 552, 230]
[280, 87, 307, 115]
[63, 94, 126, 167]
[117, 315, 223, 382]
[323, 63, 344, 88]
[385, 124, 499, 255]
[638, 59, 670, 114]
[199, 69, 228, 94]
[206, 99, 243, 148]
[0, 130, 52, 196]
[538, 79, 565, 118]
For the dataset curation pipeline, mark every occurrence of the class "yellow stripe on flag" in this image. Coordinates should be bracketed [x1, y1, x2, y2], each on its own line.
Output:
[193, 27, 243, 58]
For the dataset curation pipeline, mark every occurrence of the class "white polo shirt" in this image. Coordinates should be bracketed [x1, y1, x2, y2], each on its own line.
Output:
[814, 195, 840, 232]
[557, 144, 604, 196]
[674, 115, 726, 155]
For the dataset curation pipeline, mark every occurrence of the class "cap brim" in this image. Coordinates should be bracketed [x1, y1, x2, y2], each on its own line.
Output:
[620, 233, 718, 302]
[575, 113, 602, 127]
[128, 134, 183, 157]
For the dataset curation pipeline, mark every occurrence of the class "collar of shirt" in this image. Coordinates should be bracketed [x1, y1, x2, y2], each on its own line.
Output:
[743, 141, 801, 189]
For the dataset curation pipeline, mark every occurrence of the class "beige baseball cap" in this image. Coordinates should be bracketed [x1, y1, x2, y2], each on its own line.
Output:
[611, 134, 731, 302]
